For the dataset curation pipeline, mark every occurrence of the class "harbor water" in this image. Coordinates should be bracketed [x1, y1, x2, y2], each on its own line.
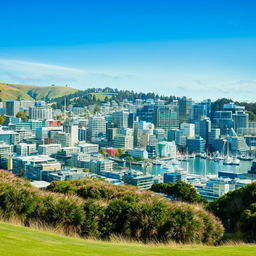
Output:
[126, 157, 253, 176]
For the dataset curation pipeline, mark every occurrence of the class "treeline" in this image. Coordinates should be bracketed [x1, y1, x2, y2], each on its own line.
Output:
[151, 181, 207, 204]
[0, 172, 223, 244]
[50, 87, 177, 109]
[209, 182, 256, 242]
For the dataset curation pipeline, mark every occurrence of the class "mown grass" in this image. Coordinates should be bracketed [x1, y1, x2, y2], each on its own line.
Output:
[90, 92, 116, 101]
[0, 222, 255, 256]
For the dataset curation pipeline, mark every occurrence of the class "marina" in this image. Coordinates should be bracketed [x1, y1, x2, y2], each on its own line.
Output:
[120, 156, 253, 176]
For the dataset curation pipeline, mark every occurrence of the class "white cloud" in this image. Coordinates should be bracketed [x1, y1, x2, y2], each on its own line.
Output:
[0, 59, 255, 101]
[0, 59, 130, 89]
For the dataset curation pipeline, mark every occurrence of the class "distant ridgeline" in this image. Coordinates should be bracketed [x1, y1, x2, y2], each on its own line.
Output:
[51, 87, 256, 121]
[0, 83, 79, 102]
[1, 83, 256, 120]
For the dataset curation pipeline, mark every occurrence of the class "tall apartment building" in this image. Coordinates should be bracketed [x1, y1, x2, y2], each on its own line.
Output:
[232, 111, 249, 132]
[6, 100, 20, 116]
[180, 123, 195, 137]
[63, 122, 78, 146]
[87, 116, 106, 142]
[199, 117, 211, 144]
[178, 97, 193, 123]
[112, 111, 129, 128]
[29, 106, 53, 120]
[213, 111, 233, 135]
[154, 106, 179, 130]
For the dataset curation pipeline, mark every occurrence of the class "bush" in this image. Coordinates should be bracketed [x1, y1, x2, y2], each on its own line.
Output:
[0, 172, 224, 244]
[209, 182, 256, 242]
[151, 181, 207, 204]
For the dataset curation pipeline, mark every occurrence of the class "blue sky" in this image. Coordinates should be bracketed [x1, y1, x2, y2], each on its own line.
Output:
[0, 0, 256, 101]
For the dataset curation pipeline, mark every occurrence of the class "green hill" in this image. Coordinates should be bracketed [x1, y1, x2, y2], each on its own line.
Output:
[0, 222, 255, 256]
[0, 83, 79, 101]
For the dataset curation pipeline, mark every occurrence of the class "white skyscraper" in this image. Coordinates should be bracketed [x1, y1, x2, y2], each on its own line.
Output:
[88, 115, 106, 142]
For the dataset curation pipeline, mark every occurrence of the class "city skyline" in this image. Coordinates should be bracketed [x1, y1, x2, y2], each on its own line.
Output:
[1, 0, 256, 101]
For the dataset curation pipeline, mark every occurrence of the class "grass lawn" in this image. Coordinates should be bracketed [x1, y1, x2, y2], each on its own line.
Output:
[0, 222, 255, 256]
[90, 92, 116, 101]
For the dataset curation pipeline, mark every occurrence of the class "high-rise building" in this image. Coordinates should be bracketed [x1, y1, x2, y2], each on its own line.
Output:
[78, 128, 87, 141]
[88, 116, 106, 142]
[199, 117, 211, 145]
[63, 122, 78, 146]
[112, 111, 129, 128]
[6, 100, 20, 116]
[232, 111, 249, 132]
[180, 123, 195, 137]
[213, 111, 233, 135]
[153, 129, 166, 142]
[128, 113, 136, 128]
[208, 128, 221, 147]
[136, 105, 157, 123]
[29, 106, 53, 120]
[178, 97, 192, 123]
[154, 106, 179, 130]
[192, 99, 211, 121]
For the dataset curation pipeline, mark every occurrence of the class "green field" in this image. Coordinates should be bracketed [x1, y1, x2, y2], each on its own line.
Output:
[90, 92, 116, 101]
[0, 223, 255, 256]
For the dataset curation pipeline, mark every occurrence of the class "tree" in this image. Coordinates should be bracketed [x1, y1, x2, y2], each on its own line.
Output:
[93, 105, 100, 114]
[116, 148, 126, 158]
[16, 111, 28, 122]
[99, 149, 108, 158]
[151, 181, 207, 204]
[0, 115, 5, 125]
[56, 115, 63, 120]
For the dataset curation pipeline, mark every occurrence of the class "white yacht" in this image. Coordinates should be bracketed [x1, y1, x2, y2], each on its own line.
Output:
[223, 156, 233, 165]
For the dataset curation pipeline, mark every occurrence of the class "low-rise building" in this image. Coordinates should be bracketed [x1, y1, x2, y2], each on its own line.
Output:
[127, 149, 148, 159]
[16, 143, 37, 156]
[123, 170, 154, 190]
[12, 155, 61, 180]
[78, 143, 99, 154]
[38, 144, 61, 156]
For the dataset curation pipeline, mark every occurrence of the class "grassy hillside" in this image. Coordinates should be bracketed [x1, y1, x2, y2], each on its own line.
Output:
[90, 92, 116, 101]
[0, 223, 255, 256]
[0, 83, 79, 101]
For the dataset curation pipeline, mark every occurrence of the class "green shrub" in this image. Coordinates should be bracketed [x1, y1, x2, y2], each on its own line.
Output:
[0, 172, 224, 244]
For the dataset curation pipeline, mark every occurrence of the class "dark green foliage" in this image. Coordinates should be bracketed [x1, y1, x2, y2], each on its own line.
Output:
[51, 87, 177, 108]
[0, 172, 223, 244]
[16, 111, 28, 122]
[0, 115, 5, 125]
[209, 182, 256, 242]
[151, 181, 207, 204]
